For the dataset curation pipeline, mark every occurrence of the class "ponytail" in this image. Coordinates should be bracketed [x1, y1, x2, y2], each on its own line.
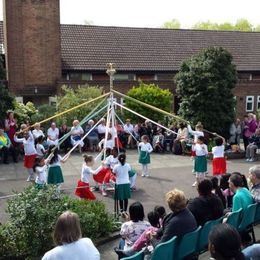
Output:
[118, 153, 126, 166]
[83, 154, 94, 163]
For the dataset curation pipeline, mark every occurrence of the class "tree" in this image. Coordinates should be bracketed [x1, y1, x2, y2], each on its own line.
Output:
[0, 85, 14, 126]
[192, 21, 219, 30]
[234, 18, 253, 31]
[163, 19, 181, 29]
[175, 47, 237, 137]
[56, 85, 104, 125]
[124, 82, 173, 122]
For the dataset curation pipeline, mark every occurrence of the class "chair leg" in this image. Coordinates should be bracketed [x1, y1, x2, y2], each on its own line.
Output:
[251, 226, 256, 243]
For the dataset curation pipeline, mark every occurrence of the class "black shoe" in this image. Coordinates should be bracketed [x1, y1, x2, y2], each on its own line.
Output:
[114, 247, 126, 259]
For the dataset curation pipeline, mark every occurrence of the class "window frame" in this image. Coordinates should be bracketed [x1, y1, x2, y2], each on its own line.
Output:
[246, 95, 254, 112]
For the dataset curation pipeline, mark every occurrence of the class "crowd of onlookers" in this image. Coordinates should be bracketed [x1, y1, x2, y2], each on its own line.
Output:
[1, 111, 260, 164]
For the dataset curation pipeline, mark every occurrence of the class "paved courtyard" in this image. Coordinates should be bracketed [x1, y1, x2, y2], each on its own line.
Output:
[0, 151, 259, 259]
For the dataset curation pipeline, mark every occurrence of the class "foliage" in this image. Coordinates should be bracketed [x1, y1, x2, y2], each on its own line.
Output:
[175, 46, 237, 137]
[14, 101, 37, 124]
[124, 82, 173, 122]
[162, 19, 181, 29]
[0, 186, 115, 258]
[31, 104, 57, 126]
[0, 85, 14, 126]
[56, 85, 103, 125]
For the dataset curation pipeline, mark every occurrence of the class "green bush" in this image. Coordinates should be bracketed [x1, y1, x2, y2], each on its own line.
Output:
[125, 82, 173, 122]
[14, 101, 38, 124]
[0, 85, 14, 125]
[0, 186, 115, 258]
[30, 104, 57, 127]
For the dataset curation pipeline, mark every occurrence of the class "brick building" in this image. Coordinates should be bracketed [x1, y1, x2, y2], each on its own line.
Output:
[1, 0, 260, 118]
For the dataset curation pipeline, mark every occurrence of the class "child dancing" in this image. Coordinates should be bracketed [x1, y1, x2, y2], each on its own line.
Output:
[75, 154, 103, 200]
[14, 130, 37, 182]
[138, 135, 153, 177]
[113, 153, 131, 213]
[192, 136, 208, 187]
[212, 137, 226, 179]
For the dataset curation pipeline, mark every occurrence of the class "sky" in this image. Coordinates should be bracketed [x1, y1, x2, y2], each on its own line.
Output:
[0, 0, 260, 28]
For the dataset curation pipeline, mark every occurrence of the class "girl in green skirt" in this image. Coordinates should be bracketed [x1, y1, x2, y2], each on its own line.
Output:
[138, 135, 153, 177]
[192, 136, 208, 187]
[47, 145, 68, 189]
[113, 153, 131, 213]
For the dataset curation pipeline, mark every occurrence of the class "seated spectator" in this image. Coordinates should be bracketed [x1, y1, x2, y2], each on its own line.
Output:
[163, 122, 177, 152]
[32, 123, 45, 139]
[187, 179, 224, 226]
[59, 123, 71, 153]
[115, 211, 160, 257]
[85, 120, 99, 152]
[220, 173, 234, 209]
[154, 205, 166, 227]
[123, 119, 134, 148]
[119, 202, 151, 251]
[42, 211, 100, 260]
[211, 176, 226, 208]
[208, 223, 245, 260]
[248, 165, 260, 203]
[245, 129, 260, 162]
[229, 118, 242, 146]
[152, 128, 164, 153]
[133, 122, 141, 141]
[151, 189, 197, 246]
[47, 122, 59, 147]
[0, 128, 17, 163]
[229, 173, 253, 212]
[243, 244, 260, 260]
[97, 118, 106, 140]
[98, 133, 113, 150]
[139, 120, 152, 142]
[174, 122, 188, 154]
[70, 120, 84, 151]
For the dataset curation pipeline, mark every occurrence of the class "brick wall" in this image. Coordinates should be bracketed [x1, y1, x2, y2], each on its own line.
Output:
[3, 0, 61, 95]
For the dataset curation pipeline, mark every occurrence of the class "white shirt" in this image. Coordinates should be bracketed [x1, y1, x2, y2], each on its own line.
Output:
[32, 129, 45, 139]
[187, 125, 204, 143]
[212, 145, 225, 158]
[14, 131, 37, 155]
[98, 139, 113, 149]
[42, 238, 100, 260]
[81, 163, 102, 183]
[71, 125, 84, 136]
[124, 124, 134, 133]
[113, 163, 131, 185]
[192, 143, 208, 156]
[177, 128, 188, 140]
[35, 165, 47, 185]
[97, 124, 106, 134]
[36, 143, 45, 156]
[47, 127, 59, 141]
[138, 142, 153, 153]
[105, 155, 119, 169]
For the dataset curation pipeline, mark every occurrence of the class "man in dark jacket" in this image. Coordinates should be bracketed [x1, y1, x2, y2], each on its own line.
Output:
[187, 179, 224, 226]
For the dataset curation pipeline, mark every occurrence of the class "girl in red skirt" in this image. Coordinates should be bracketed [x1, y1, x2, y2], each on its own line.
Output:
[212, 137, 226, 179]
[14, 130, 37, 182]
[75, 154, 103, 200]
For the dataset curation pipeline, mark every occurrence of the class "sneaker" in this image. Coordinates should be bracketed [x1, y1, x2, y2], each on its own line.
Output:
[141, 173, 145, 177]
[102, 191, 108, 197]
[246, 158, 250, 162]
[26, 176, 31, 182]
[131, 186, 137, 191]
[249, 158, 255, 162]
[192, 181, 197, 187]
[145, 174, 150, 178]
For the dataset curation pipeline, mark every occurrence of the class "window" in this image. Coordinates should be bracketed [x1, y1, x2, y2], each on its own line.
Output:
[69, 73, 92, 81]
[246, 96, 254, 112]
[82, 73, 92, 80]
[257, 96, 260, 110]
[113, 74, 136, 81]
[154, 74, 175, 80]
[49, 97, 57, 107]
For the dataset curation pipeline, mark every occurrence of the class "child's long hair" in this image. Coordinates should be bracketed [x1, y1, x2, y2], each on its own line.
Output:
[215, 137, 223, 146]
[147, 211, 160, 228]
[36, 135, 44, 145]
[211, 177, 226, 208]
[154, 205, 166, 219]
[83, 154, 94, 164]
[33, 157, 44, 172]
[47, 145, 58, 164]
[231, 172, 249, 189]
[118, 153, 126, 166]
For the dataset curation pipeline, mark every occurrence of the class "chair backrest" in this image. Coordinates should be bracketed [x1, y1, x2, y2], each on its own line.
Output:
[254, 203, 260, 224]
[226, 208, 242, 229]
[197, 216, 224, 252]
[122, 249, 145, 260]
[238, 203, 257, 231]
[151, 236, 177, 260]
[177, 226, 201, 259]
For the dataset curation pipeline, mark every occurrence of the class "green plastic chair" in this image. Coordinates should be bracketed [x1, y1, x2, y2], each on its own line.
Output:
[254, 203, 260, 224]
[176, 226, 201, 260]
[151, 236, 177, 260]
[122, 249, 145, 260]
[226, 208, 242, 229]
[197, 216, 224, 253]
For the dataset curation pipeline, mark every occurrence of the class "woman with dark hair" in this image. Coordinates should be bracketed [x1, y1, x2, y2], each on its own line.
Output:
[4, 111, 17, 146]
[42, 211, 100, 260]
[119, 202, 150, 251]
[209, 223, 245, 260]
[229, 173, 253, 212]
[187, 179, 224, 226]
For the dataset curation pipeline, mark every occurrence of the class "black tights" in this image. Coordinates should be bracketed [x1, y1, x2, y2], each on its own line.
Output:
[119, 199, 128, 212]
